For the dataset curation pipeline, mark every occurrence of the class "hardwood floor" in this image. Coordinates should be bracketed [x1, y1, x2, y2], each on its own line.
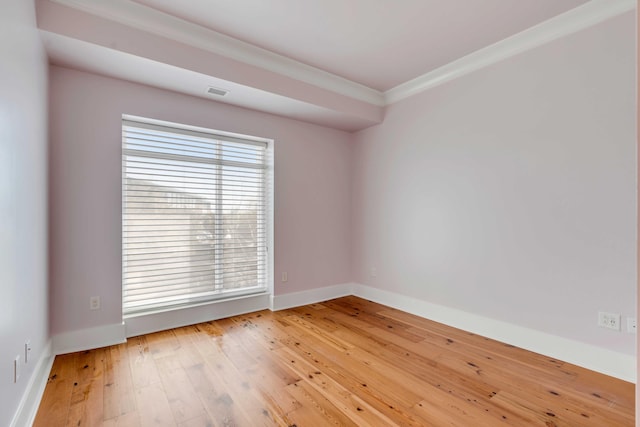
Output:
[34, 296, 634, 426]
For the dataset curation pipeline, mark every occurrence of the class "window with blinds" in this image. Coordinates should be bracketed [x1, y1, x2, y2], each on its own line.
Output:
[122, 117, 269, 316]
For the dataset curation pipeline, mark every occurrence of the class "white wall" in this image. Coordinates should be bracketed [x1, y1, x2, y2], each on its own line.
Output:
[0, 1, 50, 425]
[352, 12, 636, 356]
[49, 66, 353, 338]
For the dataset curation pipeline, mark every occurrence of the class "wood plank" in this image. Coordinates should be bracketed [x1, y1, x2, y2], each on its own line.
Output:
[127, 335, 162, 389]
[271, 316, 428, 426]
[155, 354, 208, 424]
[177, 414, 215, 427]
[104, 343, 137, 421]
[102, 412, 141, 427]
[65, 348, 105, 427]
[285, 380, 359, 427]
[135, 383, 176, 426]
[34, 297, 635, 427]
[275, 346, 400, 426]
[184, 361, 252, 427]
[33, 353, 77, 426]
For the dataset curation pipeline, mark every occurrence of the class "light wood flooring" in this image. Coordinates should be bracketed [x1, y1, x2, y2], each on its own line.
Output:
[34, 296, 635, 426]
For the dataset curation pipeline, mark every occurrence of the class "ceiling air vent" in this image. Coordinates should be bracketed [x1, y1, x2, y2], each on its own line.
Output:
[207, 86, 229, 97]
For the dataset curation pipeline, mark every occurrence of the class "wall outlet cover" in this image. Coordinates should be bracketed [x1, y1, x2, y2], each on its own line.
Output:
[597, 311, 621, 331]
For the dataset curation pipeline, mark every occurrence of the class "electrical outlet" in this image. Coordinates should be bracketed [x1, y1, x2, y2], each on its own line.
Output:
[597, 311, 621, 331]
[13, 355, 20, 383]
[370, 267, 377, 277]
[627, 317, 636, 333]
[25, 341, 31, 364]
[281, 272, 288, 283]
[90, 296, 101, 310]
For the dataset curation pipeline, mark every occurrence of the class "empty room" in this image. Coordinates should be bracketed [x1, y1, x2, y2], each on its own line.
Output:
[2, 0, 638, 426]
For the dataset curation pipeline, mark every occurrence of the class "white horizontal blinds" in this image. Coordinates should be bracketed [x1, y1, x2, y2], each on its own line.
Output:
[122, 119, 267, 315]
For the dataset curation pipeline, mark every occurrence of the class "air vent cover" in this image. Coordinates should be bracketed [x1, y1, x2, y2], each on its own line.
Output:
[207, 86, 229, 96]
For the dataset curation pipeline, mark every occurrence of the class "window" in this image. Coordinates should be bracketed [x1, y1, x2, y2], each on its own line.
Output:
[122, 117, 270, 316]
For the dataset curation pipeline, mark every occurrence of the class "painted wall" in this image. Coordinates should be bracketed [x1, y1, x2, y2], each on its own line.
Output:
[0, 1, 49, 425]
[352, 12, 636, 356]
[49, 66, 352, 336]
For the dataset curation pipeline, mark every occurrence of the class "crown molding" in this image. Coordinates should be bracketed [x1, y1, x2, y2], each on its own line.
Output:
[48, 0, 385, 107]
[48, 0, 634, 110]
[384, 0, 636, 105]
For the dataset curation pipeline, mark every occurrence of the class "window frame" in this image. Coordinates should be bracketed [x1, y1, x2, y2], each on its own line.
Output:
[121, 115, 273, 318]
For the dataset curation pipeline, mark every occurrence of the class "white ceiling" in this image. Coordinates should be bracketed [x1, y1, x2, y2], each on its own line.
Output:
[132, 0, 588, 91]
[38, 0, 631, 131]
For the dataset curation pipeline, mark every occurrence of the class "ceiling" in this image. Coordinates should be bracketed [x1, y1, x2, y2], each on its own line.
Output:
[131, 0, 588, 92]
[37, 0, 630, 131]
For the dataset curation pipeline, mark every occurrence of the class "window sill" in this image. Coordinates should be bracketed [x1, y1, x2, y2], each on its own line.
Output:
[124, 291, 271, 337]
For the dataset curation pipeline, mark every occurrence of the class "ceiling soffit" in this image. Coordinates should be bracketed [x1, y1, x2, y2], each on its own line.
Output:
[39, 0, 635, 131]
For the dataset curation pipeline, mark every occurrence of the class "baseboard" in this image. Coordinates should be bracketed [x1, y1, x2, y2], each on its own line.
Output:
[271, 283, 355, 311]
[10, 340, 54, 427]
[47, 283, 636, 383]
[53, 322, 126, 355]
[125, 292, 271, 337]
[352, 284, 636, 383]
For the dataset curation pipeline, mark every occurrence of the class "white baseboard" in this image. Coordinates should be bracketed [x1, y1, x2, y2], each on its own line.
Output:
[271, 282, 355, 311]
[45, 283, 636, 384]
[10, 340, 54, 427]
[53, 322, 126, 355]
[352, 284, 636, 383]
[125, 292, 271, 337]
